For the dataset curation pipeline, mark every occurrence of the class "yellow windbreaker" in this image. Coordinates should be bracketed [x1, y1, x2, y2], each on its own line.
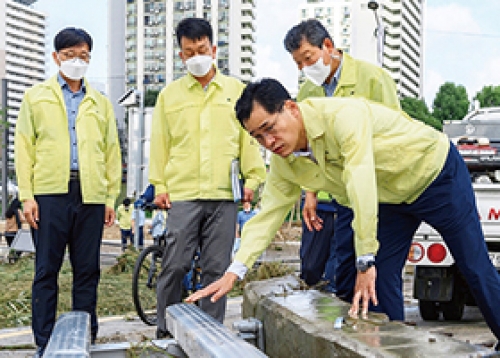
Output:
[235, 97, 449, 268]
[116, 204, 133, 230]
[297, 53, 401, 110]
[149, 69, 266, 201]
[15, 76, 122, 208]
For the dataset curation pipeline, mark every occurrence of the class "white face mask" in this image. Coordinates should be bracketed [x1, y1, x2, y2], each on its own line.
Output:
[302, 55, 331, 86]
[59, 57, 88, 80]
[185, 55, 213, 77]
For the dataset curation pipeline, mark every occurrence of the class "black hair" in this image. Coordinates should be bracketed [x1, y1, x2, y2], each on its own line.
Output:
[235, 78, 291, 125]
[176, 17, 213, 47]
[123, 198, 131, 206]
[54, 27, 93, 52]
[284, 19, 333, 53]
[5, 198, 21, 219]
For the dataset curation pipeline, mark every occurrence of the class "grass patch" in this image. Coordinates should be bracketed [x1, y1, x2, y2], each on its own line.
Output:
[229, 261, 295, 297]
[0, 249, 293, 329]
[0, 249, 139, 329]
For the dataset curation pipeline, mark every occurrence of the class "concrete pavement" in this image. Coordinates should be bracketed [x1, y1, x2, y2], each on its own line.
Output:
[0, 297, 244, 357]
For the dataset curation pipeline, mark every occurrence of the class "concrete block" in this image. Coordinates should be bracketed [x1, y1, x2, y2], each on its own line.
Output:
[243, 275, 493, 357]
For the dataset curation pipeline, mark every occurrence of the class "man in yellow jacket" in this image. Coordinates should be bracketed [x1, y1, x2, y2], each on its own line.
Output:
[116, 198, 133, 251]
[187, 78, 500, 344]
[149, 18, 266, 338]
[14, 28, 121, 356]
[284, 19, 400, 293]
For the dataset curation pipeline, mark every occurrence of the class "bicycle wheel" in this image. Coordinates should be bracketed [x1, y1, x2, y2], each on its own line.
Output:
[132, 244, 164, 326]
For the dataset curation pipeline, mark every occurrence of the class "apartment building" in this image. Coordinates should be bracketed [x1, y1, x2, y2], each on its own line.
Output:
[107, 0, 257, 121]
[0, 0, 46, 167]
[299, 0, 353, 53]
[300, 0, 425, 98]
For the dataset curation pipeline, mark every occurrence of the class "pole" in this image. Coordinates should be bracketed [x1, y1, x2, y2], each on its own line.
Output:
[1, 79, 8, 219]
[372, 10, 385, 67]
[376, 22, 385, 67]
[134, 88, 145, 250]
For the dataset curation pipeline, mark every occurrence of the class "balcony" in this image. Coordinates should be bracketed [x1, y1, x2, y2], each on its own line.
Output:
[241, 15, 255, 23]
[241, 50, 254, 58]
[241, 1, 254, 11]
[7, 98, 22, 109]
[6, 27, 44, 46]
[7, 81, 30, 93]
[6, 55, 44, 72]
[6, 17, 44, 35]
[241, 67, 255, 78]
[7, 6, 45, 27]
[5, 73, 41, 86]
[6, 45, 44, 60]
[240, 61, 253, 70]
[241, 27, 253, 36]
[6, 64, 44, 80]
[8, 91, 24, 101]
[7, 38, 44, 54]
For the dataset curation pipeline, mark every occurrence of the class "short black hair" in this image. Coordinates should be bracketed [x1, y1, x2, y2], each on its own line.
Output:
[235, 78, 291, 125]
[123, 198, 131, 206]
[176, 17, 213, 47]
[54, 27, 93, 52]
[284, 19, 333, 53]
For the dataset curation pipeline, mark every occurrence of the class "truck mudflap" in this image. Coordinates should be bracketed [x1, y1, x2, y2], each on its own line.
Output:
[413, 266, 454, 301]
[413, 265, 473, 321]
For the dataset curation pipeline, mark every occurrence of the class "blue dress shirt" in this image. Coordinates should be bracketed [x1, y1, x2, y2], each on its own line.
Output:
[57, 74, 86, 171]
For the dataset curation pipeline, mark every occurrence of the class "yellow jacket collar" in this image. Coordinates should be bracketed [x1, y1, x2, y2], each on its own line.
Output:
[185, 66, 223, 89]
[285, 102, 326, 164]
[46, 75, 99, 104]
[336, 53, 357, 88]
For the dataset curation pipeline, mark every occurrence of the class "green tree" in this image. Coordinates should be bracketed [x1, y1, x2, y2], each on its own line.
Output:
[400, 97, 443, 131]
[474, 85, 500, 108]
[432, 82, 469, 122]
[144, 89, 160, 107]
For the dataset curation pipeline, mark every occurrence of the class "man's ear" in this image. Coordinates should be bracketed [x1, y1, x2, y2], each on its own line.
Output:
[285, 99, 299, 114]
[323, 38, 335, 52]
[52, 51, 60, 66]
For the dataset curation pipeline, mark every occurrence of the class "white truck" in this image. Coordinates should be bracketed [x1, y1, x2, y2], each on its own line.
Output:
[408, 183, 500, 320]
[408, 106, 500, 321]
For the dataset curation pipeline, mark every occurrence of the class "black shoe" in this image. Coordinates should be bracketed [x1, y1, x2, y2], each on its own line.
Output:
[33, 346, 44, 358]
[156, 328, 172, 339]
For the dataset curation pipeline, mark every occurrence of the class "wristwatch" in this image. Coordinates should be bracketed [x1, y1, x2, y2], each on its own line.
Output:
[356, 254, 376, 272]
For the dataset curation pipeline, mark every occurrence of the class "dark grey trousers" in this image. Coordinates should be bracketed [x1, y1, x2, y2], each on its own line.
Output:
[156, 200, 237, 331]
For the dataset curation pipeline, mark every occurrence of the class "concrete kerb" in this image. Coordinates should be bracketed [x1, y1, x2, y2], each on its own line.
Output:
[242, 275, 495, 358]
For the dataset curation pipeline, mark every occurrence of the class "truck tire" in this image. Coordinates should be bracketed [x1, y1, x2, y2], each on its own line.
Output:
[441, 292, 465, 321]
[419, 300, 440, 321]
[441, 301, 464, 321]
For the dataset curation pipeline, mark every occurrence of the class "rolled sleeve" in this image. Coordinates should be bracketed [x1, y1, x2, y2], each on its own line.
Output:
[227, 261, 248, 280]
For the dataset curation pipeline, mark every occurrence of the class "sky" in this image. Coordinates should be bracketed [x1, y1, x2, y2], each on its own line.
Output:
[33, 0, 500, 107]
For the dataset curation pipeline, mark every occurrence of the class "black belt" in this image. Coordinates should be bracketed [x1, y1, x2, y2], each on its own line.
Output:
[70, 170, 80, 180]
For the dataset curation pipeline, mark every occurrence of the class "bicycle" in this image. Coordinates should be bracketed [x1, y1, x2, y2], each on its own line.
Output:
[132, 204, 202, 326]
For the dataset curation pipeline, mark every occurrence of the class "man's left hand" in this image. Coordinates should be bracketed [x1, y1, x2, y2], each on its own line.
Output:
[243, 188, 254, 202]
[104, 206, 115, 227]
[186, 272, 238, 303]
[348, 266, 378, 319]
